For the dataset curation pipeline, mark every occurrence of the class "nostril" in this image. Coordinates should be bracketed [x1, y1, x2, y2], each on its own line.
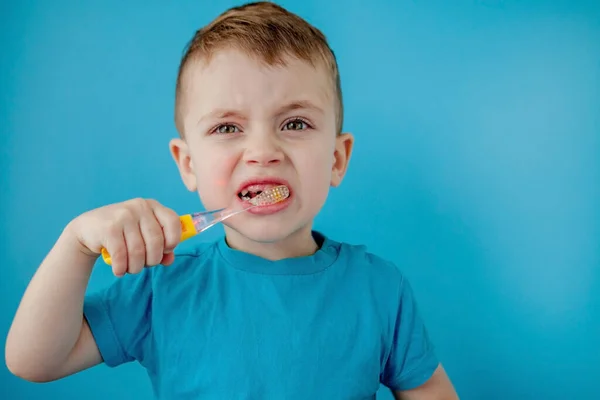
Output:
[245, 158, 281, 165]
[243, 146, 284, 165]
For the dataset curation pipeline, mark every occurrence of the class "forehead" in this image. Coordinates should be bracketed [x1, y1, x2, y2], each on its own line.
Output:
[180, 48, 334, 124]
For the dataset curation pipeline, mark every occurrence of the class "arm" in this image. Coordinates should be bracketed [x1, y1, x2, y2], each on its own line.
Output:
[379, 273, 458, 399]
[392, 364, 459, 400]
[5, 228, 102, 382]
[5, 198, 181, 382]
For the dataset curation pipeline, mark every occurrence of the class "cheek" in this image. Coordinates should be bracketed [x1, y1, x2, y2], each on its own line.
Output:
[296, 146, 334, 197]
[191, 146, 239, 201]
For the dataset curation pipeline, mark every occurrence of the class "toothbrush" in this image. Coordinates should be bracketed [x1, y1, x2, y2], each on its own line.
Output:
[100, 185, 290, 265]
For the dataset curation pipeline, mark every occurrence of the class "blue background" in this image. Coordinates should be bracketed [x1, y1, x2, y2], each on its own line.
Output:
[1, 1, 599, 399]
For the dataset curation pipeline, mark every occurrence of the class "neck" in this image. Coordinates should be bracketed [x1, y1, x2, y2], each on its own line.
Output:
[223, 224, 318, 261]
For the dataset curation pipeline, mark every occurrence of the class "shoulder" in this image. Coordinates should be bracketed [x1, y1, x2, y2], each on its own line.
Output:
[88, 237, 219, 295]
[324, 233, 411, 301]
[329, 234, 406, 283]
[149, 237, 221, 281]
[172, 236, 219, 266]
[97, 237, 221, 293]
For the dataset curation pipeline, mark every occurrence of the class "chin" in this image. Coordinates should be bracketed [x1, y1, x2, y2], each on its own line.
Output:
[224, 224, 290, 243]
[223, 217, 312, 244]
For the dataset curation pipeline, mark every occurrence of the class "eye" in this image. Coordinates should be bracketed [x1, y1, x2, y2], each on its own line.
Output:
[282, 118, 311, 131]
[213, 124, 240, 134]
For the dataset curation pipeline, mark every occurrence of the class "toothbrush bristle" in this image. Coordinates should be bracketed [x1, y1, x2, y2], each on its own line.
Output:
[249, 185, 290, 206]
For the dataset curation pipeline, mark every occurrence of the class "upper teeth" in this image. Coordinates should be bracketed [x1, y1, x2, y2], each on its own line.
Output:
[246, 184, 275, 192]
[238, 189, 262, 199]
[239, 184, 277, 195]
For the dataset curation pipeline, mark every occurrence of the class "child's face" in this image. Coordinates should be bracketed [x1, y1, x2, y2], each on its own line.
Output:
[170, 48, 353, 253]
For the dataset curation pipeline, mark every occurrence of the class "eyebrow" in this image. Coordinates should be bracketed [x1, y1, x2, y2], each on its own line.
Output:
[196, 100, 324, 127]
[196, 109, 247, 127]
[275, 100, 324, 117]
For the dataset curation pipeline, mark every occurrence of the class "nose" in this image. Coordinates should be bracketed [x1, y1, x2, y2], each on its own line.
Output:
[242, 132, 284, 166]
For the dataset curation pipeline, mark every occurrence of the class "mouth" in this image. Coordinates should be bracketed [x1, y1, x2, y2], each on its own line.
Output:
[235, 177, 292, 213]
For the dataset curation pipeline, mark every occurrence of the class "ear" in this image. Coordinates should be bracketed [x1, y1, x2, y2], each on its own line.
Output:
[330, 132, 354, 187]
[169, 138, 197, 192]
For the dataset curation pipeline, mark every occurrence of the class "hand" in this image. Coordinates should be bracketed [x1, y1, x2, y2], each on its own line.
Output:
[66, 198, 182, 277]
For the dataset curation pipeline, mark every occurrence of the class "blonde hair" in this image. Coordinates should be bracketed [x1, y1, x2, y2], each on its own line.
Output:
[174, 1, 343, 136]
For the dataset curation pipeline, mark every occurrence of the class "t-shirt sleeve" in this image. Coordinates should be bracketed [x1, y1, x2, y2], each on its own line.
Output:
[83, 268, 154, 368]
[380, 275, 439, 391]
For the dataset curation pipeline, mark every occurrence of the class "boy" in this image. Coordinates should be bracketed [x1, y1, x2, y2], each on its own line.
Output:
[6, 2, 458, 399]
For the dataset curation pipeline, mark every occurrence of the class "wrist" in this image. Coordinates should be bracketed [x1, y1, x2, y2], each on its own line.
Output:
[59, 221, 98, 263]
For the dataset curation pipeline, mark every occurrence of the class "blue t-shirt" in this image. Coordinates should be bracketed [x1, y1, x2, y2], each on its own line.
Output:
[83, 231, 438, 399]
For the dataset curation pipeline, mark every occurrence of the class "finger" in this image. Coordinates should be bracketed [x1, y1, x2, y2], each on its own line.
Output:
[161, 252, 175, 266]
[139, 213, 165, 266]
[151, 204, 182, 254]
[106, 231, 128, 278]
[123, 221, 146, 274]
